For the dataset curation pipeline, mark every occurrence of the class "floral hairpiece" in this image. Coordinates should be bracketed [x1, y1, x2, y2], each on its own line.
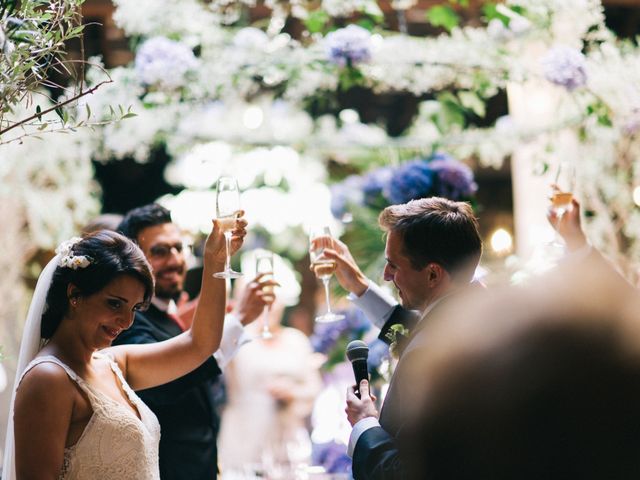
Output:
[55, 237, 92, 270]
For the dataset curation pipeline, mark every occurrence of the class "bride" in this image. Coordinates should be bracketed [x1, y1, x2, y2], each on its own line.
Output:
[3, 218, 246, 480]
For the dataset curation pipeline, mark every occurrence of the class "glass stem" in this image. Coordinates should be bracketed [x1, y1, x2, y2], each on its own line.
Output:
[262, 306, 270, 334]
[224, 231, 232, 272]
[322, 277, 332, 314]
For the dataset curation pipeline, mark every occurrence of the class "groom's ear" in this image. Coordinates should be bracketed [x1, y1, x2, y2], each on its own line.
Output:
[425, 263, 445, 286]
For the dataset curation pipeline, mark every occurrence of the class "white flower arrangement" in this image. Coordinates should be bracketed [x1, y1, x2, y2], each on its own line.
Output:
[55, 238, 92, 269]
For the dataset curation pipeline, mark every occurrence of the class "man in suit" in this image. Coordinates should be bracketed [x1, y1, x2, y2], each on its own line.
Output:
[113, 203, 273, 480]
[321, 197, 483, 479]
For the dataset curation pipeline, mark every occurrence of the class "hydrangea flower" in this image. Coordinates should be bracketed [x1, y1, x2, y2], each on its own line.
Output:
[135, 36, 198, 90]
[310, 308, 370, 356]
[429, 153, 478, 200]
[324, 24, 372, 67]
[330, 175, 364, 220]
[541, 45, 587, 91]
[385, 159, 435, 205]
[367, 338, 390, 373]
[312, 441, 352, 475]
[362, 166, 393, 208]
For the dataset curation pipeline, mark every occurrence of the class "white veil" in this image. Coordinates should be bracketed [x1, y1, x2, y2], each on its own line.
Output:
[2, 254, 60, 480]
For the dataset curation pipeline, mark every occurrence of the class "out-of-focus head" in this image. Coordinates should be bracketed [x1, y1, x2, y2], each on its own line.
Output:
[41, 231, 154, 339]
[378, 197, 482, 310]
[401, 258, 640, 480]
[81, 213, 124, 236]
[118, 204, 186, 300]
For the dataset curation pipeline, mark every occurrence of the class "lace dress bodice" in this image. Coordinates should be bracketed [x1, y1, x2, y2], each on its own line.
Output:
[19, 354, 161, 480]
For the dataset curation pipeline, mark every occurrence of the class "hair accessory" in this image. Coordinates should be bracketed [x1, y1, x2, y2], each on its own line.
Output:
[55, 237, 92, 270]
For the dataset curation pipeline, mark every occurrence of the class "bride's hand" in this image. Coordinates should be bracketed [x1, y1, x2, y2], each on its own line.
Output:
[204, 212, 248, 265]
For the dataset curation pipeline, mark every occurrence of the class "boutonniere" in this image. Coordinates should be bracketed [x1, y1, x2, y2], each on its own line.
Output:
[385, 324, 410, 359]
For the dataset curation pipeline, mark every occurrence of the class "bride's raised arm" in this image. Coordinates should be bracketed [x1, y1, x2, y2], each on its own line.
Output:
[110, 216, 247, 391]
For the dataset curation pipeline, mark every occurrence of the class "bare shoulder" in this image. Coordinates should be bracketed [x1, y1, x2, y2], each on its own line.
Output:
[15, 362, 76, 411]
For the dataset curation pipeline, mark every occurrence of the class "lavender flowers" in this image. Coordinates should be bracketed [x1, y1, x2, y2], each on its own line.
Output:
[541, 45, 587, 91]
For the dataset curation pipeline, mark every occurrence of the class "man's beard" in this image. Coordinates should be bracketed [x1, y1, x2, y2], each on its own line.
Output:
[155, 285, 182, 301]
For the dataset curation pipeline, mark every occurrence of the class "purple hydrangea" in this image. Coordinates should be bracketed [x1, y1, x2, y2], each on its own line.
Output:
[385, 159, 435, 205]
[429, 154, 478, 200]
[312, 441, 352, 475]
[310, 308, 371, 355]
[541, 46, 587, 91]
[362, 166, 393, 208]
[135, 37, 198, 90]
[367, 338, 390, 372]
[324, 24, 373, 68]
[330, 175, 364, 220]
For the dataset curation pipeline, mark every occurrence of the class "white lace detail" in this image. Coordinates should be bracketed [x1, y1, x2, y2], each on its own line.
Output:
[19, 354, 161, 480]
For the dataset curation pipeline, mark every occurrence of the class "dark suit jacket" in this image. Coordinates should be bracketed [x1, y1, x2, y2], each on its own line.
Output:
[113, 304, 222, 480]
[353, 294, 464, 480]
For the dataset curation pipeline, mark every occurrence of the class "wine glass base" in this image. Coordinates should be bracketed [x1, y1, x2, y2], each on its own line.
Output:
[315, 312, 345, 323]
[212, 270, 243, 279]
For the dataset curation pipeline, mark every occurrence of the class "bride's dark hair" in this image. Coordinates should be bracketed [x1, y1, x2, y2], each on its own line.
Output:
[41, 230, 155, 339]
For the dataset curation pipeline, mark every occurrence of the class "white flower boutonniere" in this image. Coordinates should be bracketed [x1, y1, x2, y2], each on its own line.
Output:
[385, 324, 410, 359]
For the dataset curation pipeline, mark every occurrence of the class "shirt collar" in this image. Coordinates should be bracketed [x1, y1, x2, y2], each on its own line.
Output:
[151, 296, 178, 315]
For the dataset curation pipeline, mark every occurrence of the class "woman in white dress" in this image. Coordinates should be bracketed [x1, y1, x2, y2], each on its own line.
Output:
[219, 300, 322, 476]
[4, 217, 246, 480]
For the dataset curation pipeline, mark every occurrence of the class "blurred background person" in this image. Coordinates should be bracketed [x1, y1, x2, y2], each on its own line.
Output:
[218, 252, 322, 478]
[399, 254, 640, 480]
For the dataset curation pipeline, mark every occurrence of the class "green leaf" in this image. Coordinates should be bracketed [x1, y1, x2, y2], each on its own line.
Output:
[121, 112, 138, 119]
[458, 91, 486, 117]
[85, 103, 91, 119]
[304, 10, 330, 34]
[35, 104, 42, 121]
[426, 5, 460, 32]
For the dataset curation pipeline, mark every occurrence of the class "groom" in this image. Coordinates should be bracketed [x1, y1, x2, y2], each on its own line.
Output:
[323, 197, 483, 479]
[114, 203, 271, 480]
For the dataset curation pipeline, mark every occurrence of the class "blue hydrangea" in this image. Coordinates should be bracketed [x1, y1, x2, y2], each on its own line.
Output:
[541, 46, 587, 91]
[324, 25, 372, 68]
[135, 37, 198, 91]
[310, 308, 371, 355]
[330, 175, 364, 220]
[367, 338, 390, 372]
[312, 441, 352, 475]
[429, 154, 478, 200]
[362, 166, 393, 208]
[385, 159, 435, 205]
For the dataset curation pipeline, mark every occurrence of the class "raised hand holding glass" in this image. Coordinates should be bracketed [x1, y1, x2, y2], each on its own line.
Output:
[213, 176, 243, 279]
[309, 226, 344, 323]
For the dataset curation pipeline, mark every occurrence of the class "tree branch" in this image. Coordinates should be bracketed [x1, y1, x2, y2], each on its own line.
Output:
[0, 79, 112, 137]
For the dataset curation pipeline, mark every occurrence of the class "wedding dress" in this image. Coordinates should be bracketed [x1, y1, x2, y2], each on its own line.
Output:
[19, 354, 161, 480]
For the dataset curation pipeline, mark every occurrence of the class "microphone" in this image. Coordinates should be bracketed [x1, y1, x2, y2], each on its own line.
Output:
[346, 340, 369, 398]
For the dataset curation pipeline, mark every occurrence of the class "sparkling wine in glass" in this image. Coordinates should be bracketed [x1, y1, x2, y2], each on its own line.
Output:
[309, 226, 344, 323]
[255, 250, 275, 339]
[213, 176, 243, 279]
[549, 161, 575, 248]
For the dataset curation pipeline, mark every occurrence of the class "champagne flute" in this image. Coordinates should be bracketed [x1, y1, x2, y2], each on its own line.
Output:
[255, 250, 275, 339]
[309, 226, 344, 323]
[213, 176, 243, 279]
[549, 161, 576, 248]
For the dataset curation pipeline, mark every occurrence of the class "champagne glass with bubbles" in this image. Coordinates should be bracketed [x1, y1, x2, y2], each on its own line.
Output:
[309, 226, 344, 323]
[255, 250, 275, 339]
[213, 176, 243, 279]
[549, 161, 576, 248]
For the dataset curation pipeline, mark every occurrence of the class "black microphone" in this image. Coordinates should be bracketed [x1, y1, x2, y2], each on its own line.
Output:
[346, 340, 369, 398]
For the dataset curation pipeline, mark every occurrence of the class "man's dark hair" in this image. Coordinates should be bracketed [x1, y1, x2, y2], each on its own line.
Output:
[378, 197, 482, 282]
[118, 203, 172, 242]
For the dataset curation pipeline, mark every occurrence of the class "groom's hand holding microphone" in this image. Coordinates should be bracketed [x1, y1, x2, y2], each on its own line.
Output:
[345, 340, 378, 426]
